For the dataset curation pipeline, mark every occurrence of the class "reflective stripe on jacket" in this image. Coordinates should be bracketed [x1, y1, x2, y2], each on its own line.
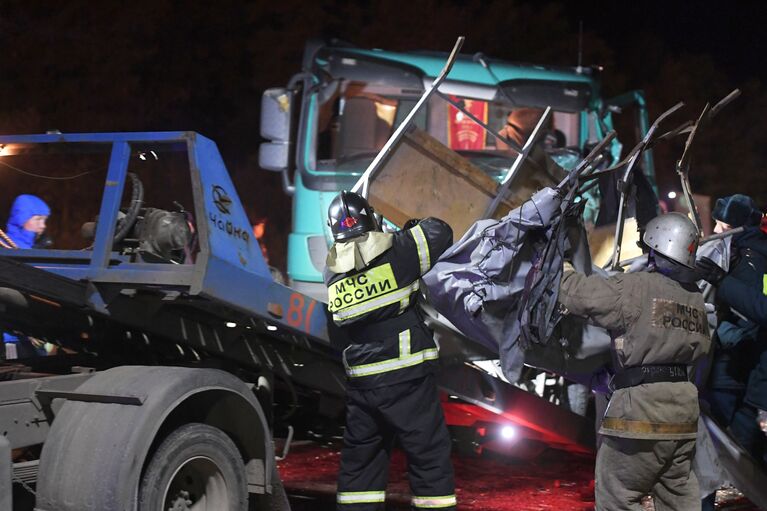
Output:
[325, 218, 453, 388]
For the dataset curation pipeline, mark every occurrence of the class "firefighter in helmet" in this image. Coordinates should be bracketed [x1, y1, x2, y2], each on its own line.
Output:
[324, 191, 456, 510]
[558, 212, 711, 510]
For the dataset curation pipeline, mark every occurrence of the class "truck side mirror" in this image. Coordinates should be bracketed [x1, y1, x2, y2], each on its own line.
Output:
[259, 88, 293, 172]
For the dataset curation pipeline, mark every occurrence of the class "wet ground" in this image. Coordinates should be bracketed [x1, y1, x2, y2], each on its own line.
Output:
[279, 441, 762, 511]
[279, 441, 597, 510]
[9, 441, 760, 510]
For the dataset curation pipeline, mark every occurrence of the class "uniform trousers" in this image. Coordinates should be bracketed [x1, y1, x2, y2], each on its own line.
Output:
[596, 436, 698, 511]
[336, 374, 455, 510]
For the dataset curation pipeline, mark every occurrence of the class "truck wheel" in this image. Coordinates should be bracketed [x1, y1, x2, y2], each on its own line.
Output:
[138, 423, 248, 511]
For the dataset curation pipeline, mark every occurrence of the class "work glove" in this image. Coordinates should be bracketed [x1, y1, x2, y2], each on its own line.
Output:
[695, 256, 726, 285]
[402, 218, 421, 230]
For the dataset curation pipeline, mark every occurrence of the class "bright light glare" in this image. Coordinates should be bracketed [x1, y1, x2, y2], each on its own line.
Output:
[667, 191, 677, 199]
[225, 322, 237, 328]
[501, 425, 516, 440]
[266, 324, 278, 331]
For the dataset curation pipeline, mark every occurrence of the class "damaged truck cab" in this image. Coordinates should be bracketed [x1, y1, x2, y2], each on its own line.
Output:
[260, 40, 656, 300]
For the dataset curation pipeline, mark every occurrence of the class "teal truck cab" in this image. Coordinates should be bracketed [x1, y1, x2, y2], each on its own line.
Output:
[259, 40, 655, 300]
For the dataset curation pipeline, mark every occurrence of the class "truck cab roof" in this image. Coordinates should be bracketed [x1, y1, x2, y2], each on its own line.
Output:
[312, 43, 600, 112]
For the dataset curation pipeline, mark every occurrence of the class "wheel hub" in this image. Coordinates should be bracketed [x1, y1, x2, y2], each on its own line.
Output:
[168, 490, 193, 511]
[164, 456, 229, 511]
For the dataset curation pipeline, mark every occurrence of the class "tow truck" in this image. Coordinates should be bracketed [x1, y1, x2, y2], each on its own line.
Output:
[0, 129, 594, 510]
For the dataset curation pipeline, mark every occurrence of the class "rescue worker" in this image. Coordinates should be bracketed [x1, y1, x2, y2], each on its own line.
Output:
[696, 194, 767, 463]
[324, 191, 456, 511]
[1, 194, 51, 359]
[558, 212, 711, 511]
[697, 194, 767, 511]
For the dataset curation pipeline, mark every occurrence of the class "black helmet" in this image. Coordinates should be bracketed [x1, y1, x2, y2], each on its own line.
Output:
[328, 191, 379, 241]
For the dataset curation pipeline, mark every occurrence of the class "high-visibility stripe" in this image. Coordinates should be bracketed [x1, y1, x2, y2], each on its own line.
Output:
[601, 417, 697, 435]
[337, 491, 386, 504]
[328, 263, 397, 313]
[412, 494, 457, 508]
[332, 282, 419, 321]
[763, 274, 767, 295]
[410, 225, 431, 275]
[399, 329, 411, 356]
[346, 348, 439, 377]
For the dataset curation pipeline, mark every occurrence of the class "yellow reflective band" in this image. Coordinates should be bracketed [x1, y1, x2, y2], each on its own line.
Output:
[412, 495, 457, 508]
[763, 274, 767, 295]
[337, 491, 386, 504]
[399, 329, 411, 356]
[410, 225, 431, 275]
[346, 348, 439, 378]
[328, 263, 398, 313]
[332, 281, 419, 321]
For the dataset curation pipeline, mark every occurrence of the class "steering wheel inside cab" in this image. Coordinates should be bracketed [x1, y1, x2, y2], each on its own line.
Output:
[81, 173, 195, 264]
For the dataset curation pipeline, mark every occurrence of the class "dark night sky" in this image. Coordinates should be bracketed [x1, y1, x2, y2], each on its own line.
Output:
[570, 2, 767, 81]
[1, 1, 766, 268]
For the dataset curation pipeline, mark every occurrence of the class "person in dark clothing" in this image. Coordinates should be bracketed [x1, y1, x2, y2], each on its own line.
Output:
[696, 194, 767, 461]
[324, 191, 456, 511]
[714, 268, 767, 439]
[696, 195, 767, 511]
[1, 195, 51, 359]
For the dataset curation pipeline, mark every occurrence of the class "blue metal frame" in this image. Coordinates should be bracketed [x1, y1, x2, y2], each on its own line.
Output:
[0, 132, 331, 343]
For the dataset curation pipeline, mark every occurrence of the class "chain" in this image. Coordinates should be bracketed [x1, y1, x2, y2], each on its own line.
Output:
[0, 228, 18, 249]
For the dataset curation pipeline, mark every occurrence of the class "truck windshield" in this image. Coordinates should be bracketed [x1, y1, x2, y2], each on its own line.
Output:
[313, 79, 582, 179]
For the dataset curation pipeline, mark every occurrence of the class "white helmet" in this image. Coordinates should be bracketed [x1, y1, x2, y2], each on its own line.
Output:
[642, 212, 699, 269]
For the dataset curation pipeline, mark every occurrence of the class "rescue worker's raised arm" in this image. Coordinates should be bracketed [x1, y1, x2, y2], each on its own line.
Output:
[558, 270, 629, 332]
[406, 218, 453, 275]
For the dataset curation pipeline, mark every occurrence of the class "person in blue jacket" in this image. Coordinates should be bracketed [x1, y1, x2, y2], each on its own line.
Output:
[2, 194, 50, 249]
[697, 195, 767, 454]
[1, 194, 51, 359]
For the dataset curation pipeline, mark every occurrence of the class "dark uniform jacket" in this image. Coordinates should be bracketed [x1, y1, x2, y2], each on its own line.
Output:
[714, 228, 767, 411]
[559, 269, 711, 439]
[717, 229, 767, 326]
[324, 219, 453, 389]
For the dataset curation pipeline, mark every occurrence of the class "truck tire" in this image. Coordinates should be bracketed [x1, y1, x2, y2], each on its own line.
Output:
[138, 423, 248, 511]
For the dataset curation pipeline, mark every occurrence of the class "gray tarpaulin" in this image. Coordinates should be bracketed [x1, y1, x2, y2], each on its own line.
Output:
[423, 187, 568, 382]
